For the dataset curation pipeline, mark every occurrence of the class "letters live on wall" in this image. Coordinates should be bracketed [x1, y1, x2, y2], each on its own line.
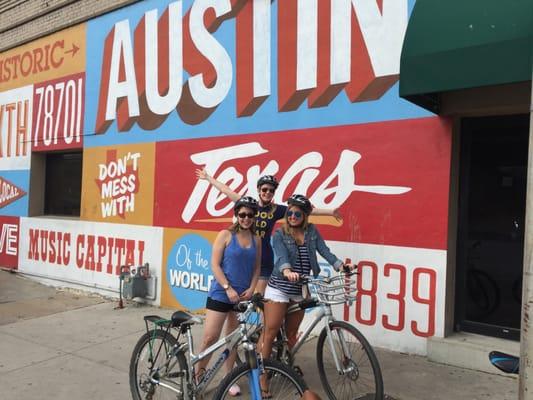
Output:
[0, 0, 449, 354]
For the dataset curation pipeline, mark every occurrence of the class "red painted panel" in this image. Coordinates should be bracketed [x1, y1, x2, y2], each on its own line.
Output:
[0, 216, 20, 269]
[32, 72, 85, 151]
[154, 117, 452, 250]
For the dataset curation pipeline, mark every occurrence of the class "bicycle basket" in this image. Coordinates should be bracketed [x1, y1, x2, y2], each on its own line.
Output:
[309, 273, 357, 305]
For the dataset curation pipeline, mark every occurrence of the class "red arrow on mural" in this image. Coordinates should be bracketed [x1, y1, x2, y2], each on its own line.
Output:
[0, 176, 26, 209]
[64, 43, 80, 57]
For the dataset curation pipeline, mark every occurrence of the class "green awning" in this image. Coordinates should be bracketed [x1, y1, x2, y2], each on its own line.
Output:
[399, 0, 533, 112]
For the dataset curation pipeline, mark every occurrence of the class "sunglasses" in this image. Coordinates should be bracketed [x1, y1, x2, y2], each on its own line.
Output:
[238, 212, 255, 219]
[287, 210, 303, 218]
[261, 187, 275, 194]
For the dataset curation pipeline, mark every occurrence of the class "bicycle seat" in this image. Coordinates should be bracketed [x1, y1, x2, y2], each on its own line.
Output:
[171, 310, 202, 327]
[489, 351, 519, 374]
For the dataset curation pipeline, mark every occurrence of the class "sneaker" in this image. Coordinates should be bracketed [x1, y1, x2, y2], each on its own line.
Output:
[228, 384, 241, 396]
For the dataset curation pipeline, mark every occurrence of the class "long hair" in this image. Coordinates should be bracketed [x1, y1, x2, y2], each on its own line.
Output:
[281, 205, 309, 237]
[228, 206, 256, 234]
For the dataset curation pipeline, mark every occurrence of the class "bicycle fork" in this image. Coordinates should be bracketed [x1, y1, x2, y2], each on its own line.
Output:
[324, 323, 356, 376]
[243, 341, 264, 400]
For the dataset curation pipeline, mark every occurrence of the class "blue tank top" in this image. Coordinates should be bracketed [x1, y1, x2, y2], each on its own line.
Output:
[209, 232, 257, 303]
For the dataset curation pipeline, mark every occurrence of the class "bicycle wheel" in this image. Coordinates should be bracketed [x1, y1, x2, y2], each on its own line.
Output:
[130, 329, 188, 400]
[316, 321, 383, 400]
[212, 358, 307, 400]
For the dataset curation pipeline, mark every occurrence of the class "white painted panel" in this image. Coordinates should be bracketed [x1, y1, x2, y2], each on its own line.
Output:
[18, 217, 163, 305]
[300, 241, 446, 355]
[0, 85, 32, 170]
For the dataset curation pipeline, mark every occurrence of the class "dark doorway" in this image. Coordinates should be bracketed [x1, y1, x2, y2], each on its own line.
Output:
[455, 114, 529, 340]
[44, 151, 82, 216]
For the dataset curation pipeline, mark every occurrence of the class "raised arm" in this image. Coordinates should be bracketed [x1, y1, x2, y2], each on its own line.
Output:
[310, 206, 342, 222]
[313, 226, 343, 271]
[195, 168, 241, 202]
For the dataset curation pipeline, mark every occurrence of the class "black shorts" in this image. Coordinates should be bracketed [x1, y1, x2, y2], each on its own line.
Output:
[206, 297, 235, 313]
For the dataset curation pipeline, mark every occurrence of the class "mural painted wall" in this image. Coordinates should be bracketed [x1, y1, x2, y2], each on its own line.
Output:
[18, 217, 163, 302]
[0, 23, 86, 218]
[0, 0, 453, 354]
[0, 216, 20, 269]
[81, 142, 155, 224]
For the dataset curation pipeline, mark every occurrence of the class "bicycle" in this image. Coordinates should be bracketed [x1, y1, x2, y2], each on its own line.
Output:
[266, 270, 384, 400]
[129, 293, 307, 400]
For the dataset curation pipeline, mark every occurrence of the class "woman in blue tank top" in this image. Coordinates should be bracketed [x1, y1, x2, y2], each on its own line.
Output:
[195, 197, 261, 395]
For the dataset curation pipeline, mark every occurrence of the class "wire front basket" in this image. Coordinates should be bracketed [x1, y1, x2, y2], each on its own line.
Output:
[308, 272, 357, 305]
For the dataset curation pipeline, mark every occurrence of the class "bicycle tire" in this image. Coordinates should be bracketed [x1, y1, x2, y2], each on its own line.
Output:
[130, 329, 188, 400]
[212, 358, 307, 400]
[316, 321, 383, 400]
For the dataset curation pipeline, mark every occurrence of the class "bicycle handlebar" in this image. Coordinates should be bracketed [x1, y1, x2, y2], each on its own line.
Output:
[232, 293, 264, 313]
[280, 269, 358, 306]
[284, 269, 358, 284]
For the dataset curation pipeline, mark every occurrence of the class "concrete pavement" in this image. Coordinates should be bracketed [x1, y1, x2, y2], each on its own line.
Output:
[0, 269, 518, 400]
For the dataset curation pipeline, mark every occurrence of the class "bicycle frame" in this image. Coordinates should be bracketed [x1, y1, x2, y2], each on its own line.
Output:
[187, 321, 249, 394]
[145, 302, 263, 400]
[285, 299, 354, 374]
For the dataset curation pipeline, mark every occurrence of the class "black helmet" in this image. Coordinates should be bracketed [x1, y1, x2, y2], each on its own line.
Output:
[257, 175, 279, 189]
[287, 194, 312, 215]
[234, 196, 259, 215]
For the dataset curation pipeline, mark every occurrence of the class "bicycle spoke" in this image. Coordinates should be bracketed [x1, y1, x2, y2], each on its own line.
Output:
[213, 360, 307, 400]
[130, 330, 186, 400]
[317, 322, 383, 400]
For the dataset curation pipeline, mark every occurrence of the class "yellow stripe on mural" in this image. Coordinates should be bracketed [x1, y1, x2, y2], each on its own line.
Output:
[0, 24, 86, 91]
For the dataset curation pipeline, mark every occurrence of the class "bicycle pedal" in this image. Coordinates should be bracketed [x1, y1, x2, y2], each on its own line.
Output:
[293, 366, 304, 376]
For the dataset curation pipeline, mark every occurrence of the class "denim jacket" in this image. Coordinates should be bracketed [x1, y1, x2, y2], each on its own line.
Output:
[271, 224, 343, 278]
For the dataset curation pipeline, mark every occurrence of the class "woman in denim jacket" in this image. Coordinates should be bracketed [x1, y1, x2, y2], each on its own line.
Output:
[259, 194, 352, 397]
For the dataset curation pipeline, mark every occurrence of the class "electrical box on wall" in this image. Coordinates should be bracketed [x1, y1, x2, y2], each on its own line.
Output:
[119, 264, 156, 302]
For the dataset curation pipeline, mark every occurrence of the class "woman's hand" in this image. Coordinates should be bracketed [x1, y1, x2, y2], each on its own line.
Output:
[341, 263, 356, 272]
[195, 168, 209, 181]
[239, 287, 254, 301]
[283, 269, 300, 282]
[226, 287, 240, 303]
[332, 207, 342, 222]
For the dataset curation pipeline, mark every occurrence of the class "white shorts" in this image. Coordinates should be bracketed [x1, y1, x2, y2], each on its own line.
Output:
[264, 285, 304, 303]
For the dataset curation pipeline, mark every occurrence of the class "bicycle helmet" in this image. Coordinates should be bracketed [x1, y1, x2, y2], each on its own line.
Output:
[234, 196, 259, 215]
[257, 175, 279, 189]
[287, 194, 312, 215]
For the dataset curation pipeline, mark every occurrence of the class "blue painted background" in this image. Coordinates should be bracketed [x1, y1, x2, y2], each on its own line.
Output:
[0, 170, 29, 217]
[84, 0, 427, 147]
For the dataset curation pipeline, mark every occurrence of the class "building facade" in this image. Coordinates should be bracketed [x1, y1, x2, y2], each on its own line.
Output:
[0, 0, 530, 359]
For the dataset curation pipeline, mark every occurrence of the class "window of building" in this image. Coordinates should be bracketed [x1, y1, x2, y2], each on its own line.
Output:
[40, 151, 82, 217]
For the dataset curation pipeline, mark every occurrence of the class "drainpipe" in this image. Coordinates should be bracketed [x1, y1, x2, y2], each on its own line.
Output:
[519, 61, 533, 400]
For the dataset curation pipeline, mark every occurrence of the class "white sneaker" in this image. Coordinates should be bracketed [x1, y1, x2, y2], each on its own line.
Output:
[228, 384, 241, 396]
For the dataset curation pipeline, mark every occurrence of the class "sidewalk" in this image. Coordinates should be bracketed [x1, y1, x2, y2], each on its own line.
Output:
[0, 270, 517, 400]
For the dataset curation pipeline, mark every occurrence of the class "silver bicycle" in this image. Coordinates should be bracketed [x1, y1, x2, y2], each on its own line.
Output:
[129, 294, 307, 400]
[270, 270, 384, 400]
